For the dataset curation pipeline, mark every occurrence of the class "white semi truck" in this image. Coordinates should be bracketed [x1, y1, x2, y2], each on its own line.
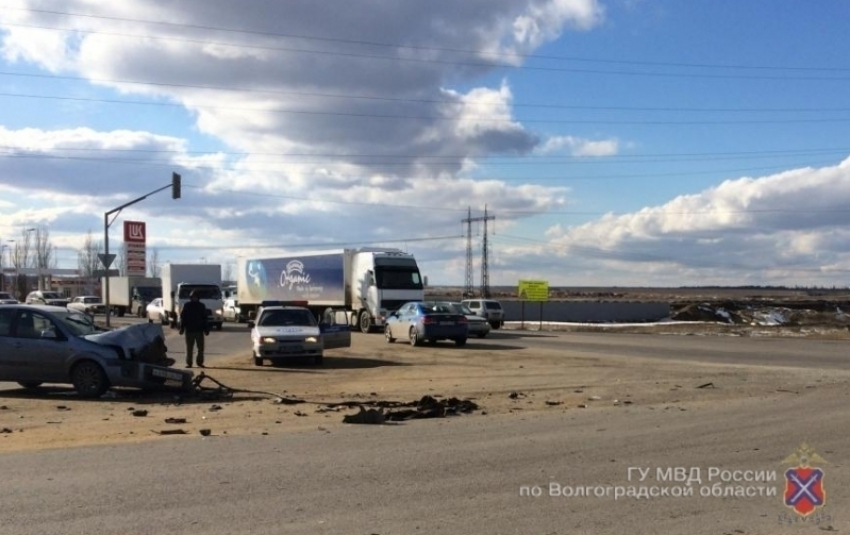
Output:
[161, 263, 225, 331]
[237, 248, 425, 333]
[101, 276, 162, 317]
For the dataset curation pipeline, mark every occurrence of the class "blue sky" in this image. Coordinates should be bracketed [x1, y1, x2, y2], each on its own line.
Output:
[1, 0, 849, 287]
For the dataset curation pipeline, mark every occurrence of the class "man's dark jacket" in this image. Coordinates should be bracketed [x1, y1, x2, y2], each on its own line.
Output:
[180, 300, 208, 332]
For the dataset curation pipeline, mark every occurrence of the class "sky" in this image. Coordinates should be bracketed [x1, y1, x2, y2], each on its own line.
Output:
[1, 0, 850, 288]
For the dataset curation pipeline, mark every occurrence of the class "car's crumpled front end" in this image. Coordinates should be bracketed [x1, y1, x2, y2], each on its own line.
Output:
[84, 324, 194, 391]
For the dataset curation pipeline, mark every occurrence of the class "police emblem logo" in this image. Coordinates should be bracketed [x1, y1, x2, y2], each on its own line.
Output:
[781, 443, 827, 517]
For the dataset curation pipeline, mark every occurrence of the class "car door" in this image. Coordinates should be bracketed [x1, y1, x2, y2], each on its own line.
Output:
[319, 310, 351, 350]
[12, 310, 70, 383]
[0, 308, 17, 381]
[395, 303, 414, 338]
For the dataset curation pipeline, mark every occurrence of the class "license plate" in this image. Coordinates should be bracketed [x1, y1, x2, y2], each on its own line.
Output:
[439, 321, 454, 326]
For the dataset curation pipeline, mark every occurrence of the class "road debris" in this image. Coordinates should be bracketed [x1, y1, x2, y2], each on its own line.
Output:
[132, 410, 148, 417]
[199, 429, 211, 436]
[1, 427, 12, 433]
[545, 400, 563, 406]
[164, 417, 187, 424]
[153, 429, 187, 435]
[696, 382, 716, 389]
[341, 395, 480, 424]
[509, 391, 527, 399]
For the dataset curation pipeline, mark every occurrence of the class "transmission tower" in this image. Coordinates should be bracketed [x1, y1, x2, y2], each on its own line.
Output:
[463, 206, 474, 298]
[480, 205, 495, 298]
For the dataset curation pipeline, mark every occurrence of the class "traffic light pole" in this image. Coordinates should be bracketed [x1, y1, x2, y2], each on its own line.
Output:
[103, 174, 181, 327]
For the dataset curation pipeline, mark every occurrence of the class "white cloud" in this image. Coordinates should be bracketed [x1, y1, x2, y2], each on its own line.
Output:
[538, 135, 620, 156]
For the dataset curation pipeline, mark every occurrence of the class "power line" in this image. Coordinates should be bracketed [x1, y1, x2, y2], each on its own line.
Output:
[4, 21, 850, 82]
[5, 90, 850, 125]
[0, 150, 843, 184]
[6, 5, 850, 74]
[2, 142, 847, 164]
[3, 72, 850, 114]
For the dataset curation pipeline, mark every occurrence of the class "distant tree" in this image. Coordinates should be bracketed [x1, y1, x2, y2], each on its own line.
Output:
[148, 248, 161, 278]
[117, 248, 126, 276]
[77, 231, 102, 294]
[33, 228, 55, 290]
[222, 261, 235, 283]
[11, 229, 34, 300]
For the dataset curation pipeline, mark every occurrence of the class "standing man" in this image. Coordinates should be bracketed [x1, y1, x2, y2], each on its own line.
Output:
[179, 290, 209, 368]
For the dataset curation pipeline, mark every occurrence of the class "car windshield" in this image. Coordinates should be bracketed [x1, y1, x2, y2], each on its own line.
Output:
[83, 297, 101, 303]
[42, 292, 64, 299]
[136, 287, 161, 300]
[259, 309, 316, 327]
[484, 301, 502, 310]
[446, 303, 473, 315]
[178, 285, 222, 299]
[53, 311, 102, 336]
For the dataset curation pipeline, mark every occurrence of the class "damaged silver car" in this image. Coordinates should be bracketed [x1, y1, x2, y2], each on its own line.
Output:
[0, 304, 192, 397]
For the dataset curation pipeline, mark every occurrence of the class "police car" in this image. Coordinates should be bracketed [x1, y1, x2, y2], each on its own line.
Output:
[248, 301, 351, 366]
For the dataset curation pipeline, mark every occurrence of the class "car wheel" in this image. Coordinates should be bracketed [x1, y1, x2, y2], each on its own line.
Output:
[490, 321, 501, 330]
[71, 361, 109, 398]
[385, 325, 395, 343]
[253, 355, 263, 366]
[359, 311, 372, 334]
[17, 381, 42, 389]
[409, 327, 421, 346]
[313, 353, 324, 366]
[455, 338, 467, 347]
[148, 315, 153, 324]
[477, 332, 487, 338]
[428, 339, 438, 345]
[215, 323, 223, 331]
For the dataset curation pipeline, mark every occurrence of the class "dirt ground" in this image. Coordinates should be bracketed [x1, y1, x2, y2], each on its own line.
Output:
[1, 326, 847, 453]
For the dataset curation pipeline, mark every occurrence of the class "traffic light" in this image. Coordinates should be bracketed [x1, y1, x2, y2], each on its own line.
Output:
[172, 172, 181, 199]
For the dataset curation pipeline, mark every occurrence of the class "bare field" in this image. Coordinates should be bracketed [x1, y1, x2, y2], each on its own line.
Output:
[1, 329, 847, 453]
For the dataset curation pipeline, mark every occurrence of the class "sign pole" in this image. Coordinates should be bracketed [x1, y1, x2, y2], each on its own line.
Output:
[104, 212, 111, 327]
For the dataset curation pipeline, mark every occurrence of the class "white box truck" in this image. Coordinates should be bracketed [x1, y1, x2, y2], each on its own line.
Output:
[161, 264, 225, 331]
[101, 276, 162, 317]
[237, 248, 425, 333]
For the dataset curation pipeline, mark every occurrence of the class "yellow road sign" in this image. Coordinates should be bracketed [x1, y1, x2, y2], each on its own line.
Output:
[518, 280, 549, 301]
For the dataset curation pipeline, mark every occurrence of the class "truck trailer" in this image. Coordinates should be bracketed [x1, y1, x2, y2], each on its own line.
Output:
[161, 263, 225, 331]
[101, 276, 162, 317]
[237, 248, 425, 333]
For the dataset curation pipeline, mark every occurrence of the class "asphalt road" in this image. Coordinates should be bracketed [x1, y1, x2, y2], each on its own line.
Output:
[0, 384, 845, 534]
[155, 321, 849, 371]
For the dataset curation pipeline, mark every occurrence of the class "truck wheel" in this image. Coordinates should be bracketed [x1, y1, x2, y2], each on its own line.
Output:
[359, 311, 372, 334]
[253, 354, 263, 366]
[117, 307, 125, 318]
[455, 338, 467, 347]
[490, 321, 501, 330]
[71, 361, 109, 398]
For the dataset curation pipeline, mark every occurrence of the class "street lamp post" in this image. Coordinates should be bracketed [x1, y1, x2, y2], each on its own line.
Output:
[103, 173, 181, 327]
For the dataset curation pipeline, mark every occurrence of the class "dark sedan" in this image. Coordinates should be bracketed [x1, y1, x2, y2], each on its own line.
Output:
[384, 301, 468, 346]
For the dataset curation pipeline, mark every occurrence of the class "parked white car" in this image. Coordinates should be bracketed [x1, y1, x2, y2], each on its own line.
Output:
[223, 298, 245, 323]
[146, 297, 169, 325]
[0, 292, 18, 305]
[67, 296, 106, 316]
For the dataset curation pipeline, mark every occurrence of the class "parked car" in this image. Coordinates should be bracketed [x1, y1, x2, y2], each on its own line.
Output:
[442, 301, 490, 338]
[25, 290, 70, 307]
[384, 301, 468, 346]
[0, 292, 17, 305]
[146, 297, 169, 325]
[461, 299, 504, 329]
[248, 304, 351, 366]
[223, 298, 245, 323]
[0, 304, 190, 397]
[67, 296, 106, 316]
